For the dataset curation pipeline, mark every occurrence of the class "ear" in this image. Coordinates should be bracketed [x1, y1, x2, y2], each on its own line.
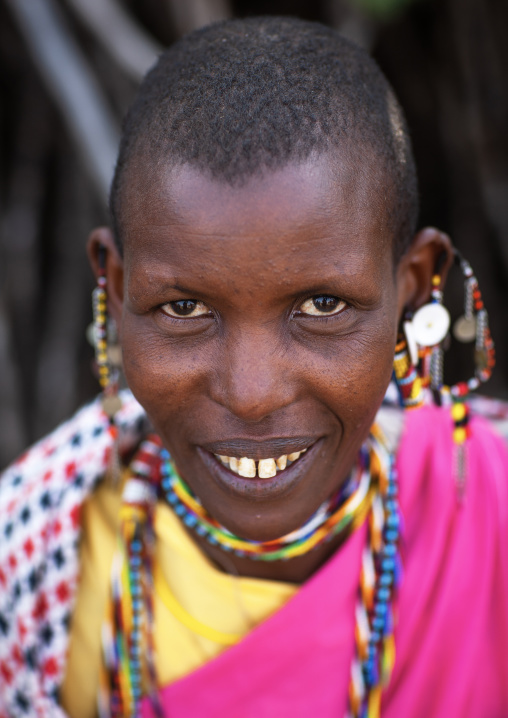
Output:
[396, 227, 454, 321]
[87, 227, 124, 326]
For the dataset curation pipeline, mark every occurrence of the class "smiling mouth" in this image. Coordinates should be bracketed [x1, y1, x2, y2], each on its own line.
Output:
[214, 449, 308, 479]
[197, 438, 322, 502]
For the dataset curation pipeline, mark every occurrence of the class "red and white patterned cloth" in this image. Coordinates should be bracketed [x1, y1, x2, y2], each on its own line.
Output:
[0, 392, 147, 718]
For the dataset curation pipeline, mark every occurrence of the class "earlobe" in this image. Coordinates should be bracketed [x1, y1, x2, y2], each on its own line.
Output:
[87, 227, 124, 325]
[396, 227, 454, 319]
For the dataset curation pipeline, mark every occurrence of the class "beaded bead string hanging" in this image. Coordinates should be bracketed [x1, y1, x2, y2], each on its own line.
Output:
[92, 245, 122, 421]
[348, 433, 401, 718]
[448, 252, 496, 395]
[392, 336, 425, 409]
[447, 253, 495, 499]
[102, 437, 163, 718]
[102, 426, 400, 718]
[91, 245, 123, 481]
[408, 251, 451, 402]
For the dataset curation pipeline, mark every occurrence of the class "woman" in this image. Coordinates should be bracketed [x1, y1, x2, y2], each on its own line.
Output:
[1, 16, 507, 718]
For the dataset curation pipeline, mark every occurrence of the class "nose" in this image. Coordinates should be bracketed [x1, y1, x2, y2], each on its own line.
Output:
[211, 325, 296, 423]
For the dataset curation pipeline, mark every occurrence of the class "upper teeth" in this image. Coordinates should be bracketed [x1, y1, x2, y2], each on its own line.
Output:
[258, 458, 276, 478]
[215, 450, 306, 478]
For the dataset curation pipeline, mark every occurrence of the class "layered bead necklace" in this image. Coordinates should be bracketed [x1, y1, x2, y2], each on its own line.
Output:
[160, 447, 372, 561]
[102, 425, 401, 718]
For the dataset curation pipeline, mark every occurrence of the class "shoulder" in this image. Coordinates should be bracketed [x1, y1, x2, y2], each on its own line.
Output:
[0, 391, 147, 715]
[396, 398, 508, 540]
[468, 393, 508, 442]
[0, 392, 149, 573]
[0, 391, 144, 524]
[390, 399, 508, 711]
[378, 393, 508, 503]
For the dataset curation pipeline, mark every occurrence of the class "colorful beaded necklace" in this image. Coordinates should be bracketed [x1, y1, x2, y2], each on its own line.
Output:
[160, 447, 373, 561]
[102, 425, 401, 718]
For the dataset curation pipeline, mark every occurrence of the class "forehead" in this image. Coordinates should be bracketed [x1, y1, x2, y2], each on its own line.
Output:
[120, 152, 394, 273]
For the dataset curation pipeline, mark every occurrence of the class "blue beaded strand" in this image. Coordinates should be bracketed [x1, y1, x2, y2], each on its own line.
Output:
[360, 453, 401, 694]
[128, 529, 144, 715]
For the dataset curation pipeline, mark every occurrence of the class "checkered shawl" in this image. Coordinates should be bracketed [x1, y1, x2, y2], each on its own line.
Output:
[0, 392, 148, 718]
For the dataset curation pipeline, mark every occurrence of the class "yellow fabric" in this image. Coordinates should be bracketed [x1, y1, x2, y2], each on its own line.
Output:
[60, 473, 297, 718]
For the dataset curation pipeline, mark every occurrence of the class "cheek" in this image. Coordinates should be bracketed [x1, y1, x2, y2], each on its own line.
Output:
[120, 316, 208, 421]
[303, 318, 398, 422]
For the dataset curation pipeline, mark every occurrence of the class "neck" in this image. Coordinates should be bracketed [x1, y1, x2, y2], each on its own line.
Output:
[157, 434, 376, 583]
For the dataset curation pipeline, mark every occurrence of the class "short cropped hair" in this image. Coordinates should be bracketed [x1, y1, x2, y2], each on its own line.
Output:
[110, 16, 418, 259]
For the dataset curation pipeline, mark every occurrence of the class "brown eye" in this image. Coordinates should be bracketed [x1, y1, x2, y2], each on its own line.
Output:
[300, 296, 347, 316]
[161, 300, 210, 318]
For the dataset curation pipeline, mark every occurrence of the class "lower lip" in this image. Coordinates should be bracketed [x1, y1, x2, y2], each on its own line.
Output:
[197, 441, 321, 502]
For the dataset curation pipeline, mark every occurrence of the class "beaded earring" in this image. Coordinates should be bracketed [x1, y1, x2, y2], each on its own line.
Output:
[91, 245, 123, 486]
[408, 251, 495, 397]
[450, 251, 496, 392]
[393, 250, 495, 500]
[91, 245, 123, 419]
[448, 253, 495, 498]
[392, 331, 425, 409]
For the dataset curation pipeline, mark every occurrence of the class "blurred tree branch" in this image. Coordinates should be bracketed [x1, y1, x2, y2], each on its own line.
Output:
[5, 0, 120, 202]
[165, 0, 231, 36]
[65, 0, 162, 83]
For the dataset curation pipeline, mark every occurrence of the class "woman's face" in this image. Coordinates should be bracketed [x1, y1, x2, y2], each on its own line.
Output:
[109, 154, 410, 540]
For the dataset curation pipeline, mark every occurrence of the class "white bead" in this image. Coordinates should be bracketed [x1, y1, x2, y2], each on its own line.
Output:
[403, 320, 419, 366]
[412, 302, 451, 347]
[122, 479, 156, 504]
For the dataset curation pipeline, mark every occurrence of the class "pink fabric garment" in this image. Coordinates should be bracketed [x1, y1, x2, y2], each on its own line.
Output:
[142, 405, 508, 718]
